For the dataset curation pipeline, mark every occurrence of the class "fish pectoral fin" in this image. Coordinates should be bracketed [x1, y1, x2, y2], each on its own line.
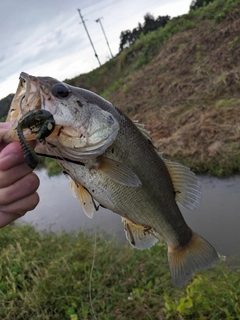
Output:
[163, 159, 202, 210]
[122, 218, 159, 249]
[97, 157, 142, 187]
[168, 231, 219, 288]
[70, 180, 96, 218]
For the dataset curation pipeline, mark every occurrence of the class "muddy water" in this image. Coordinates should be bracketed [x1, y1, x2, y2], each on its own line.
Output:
[20, 170, 240, 259]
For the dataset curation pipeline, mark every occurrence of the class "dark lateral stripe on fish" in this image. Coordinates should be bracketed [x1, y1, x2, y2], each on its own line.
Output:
[4, 72, 219, 288]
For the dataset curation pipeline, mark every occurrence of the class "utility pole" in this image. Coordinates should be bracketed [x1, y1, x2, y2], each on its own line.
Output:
[77, 9, 101, 66]
[96, 17, 114, 59]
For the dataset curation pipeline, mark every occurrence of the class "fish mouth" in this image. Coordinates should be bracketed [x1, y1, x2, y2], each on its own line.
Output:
[3, 72, 120, 160]
[3, 72, 44, 142]
[9, 72, 42, 120]
[3, 72, 59, 143]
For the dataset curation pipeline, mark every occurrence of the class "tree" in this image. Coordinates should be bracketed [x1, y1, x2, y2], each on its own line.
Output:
[142, 13, 156, 34]
[142, 13, 170, 34]
[0, 93, 14, 119]
[190, 0, 215, 10]
[119, 14, 170, 52]
[119, 30, 135, 51]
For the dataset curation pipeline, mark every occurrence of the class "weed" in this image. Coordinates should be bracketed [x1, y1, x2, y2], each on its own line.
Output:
[0, 225, 240, 319]
[0, 115, 7, 122]
[44, 157, 62, 176]
[17, 0, 240, 178]
[228, 36, 239, 51]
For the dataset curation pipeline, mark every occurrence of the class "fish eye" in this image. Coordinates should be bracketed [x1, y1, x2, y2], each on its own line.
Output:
[52, 83, 70, 98]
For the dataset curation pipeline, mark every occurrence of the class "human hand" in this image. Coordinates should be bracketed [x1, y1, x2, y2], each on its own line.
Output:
[0, 122, 40, 228]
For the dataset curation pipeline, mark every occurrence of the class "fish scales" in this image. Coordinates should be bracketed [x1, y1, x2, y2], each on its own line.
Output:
[62, 107, 188, 242]
[4, 72, 219, 287]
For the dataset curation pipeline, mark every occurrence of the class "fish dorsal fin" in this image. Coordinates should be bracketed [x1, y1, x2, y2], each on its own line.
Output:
[97, 157, 142, 187]
[70, 180, 96, 218]
[122, 218, 159, 250]
[163, 159, 202, 210]
[132, 120, 151, 141]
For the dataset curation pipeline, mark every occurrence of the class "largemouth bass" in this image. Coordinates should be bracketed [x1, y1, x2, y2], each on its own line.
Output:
[4, 72, 219, 287]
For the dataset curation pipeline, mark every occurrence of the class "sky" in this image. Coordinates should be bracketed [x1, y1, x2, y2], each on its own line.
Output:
[0, 0, 191, 99]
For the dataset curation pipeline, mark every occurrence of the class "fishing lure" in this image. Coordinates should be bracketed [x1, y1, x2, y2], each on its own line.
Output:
[16, 109, 55, 169]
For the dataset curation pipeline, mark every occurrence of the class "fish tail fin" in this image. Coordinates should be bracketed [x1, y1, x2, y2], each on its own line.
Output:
[168, 231, 219, 288]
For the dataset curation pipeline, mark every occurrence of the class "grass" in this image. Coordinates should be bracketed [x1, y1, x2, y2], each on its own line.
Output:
[0, 224, 240, 319]
[67, 0, 240, 95]
[62, 0, 240, 178]
[42, 157, 62, 176]
[3, 3, 240, 314]
[1, 0, 239, 177]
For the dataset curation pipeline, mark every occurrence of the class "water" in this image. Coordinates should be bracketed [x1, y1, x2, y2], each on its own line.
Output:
[20, 169, 125, 241]
[20, 170, 240, 259]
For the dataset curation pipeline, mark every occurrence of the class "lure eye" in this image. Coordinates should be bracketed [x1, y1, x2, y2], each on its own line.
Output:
[52, 83, 69, 98]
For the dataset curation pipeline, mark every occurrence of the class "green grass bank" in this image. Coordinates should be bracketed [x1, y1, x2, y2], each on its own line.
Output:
[1, 1, 240, 319]
[0, 224, 240, 319]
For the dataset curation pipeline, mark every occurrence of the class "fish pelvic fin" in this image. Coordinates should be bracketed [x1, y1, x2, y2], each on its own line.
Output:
[163, 159, 202, 210]
[97, 157, 142, 187]
[122, 218, 159, 249]
[168, 231, 219, 288]
[70, 180, 96, 218]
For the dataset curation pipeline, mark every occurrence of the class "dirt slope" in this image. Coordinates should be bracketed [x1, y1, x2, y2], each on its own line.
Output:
[2, 1, 239, 176]
[104, 8, 240, 176]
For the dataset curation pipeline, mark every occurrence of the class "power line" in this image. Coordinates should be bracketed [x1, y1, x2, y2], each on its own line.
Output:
[0, 0, 174, 75]
[77, 9, 101, 66]
[84, 0, 119, 17]
[0, 13, 78, 72]
[96, 17, 113, 58]
[81, 0, 108, 11]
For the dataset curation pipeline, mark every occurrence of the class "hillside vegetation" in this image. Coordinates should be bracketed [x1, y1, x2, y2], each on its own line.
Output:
[66, 0, 240, 176]
[1, 2, 240, 319]
[0, 94, 14, 121]
[1, 0, 240, 177]
[1, 224, 240, 320]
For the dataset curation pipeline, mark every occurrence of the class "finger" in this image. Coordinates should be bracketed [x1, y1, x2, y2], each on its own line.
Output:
[0, 162, 33, 188]
[0, 122, 14, 150]
[0, 211, 22, 228]
[0, 172, 40, 206]
[0, 192, 40, 215]
[0, 192, 40, 228]
[0, 142, 25, 170]
[0, 122, 12, 133]
[0, 141, 36, 171]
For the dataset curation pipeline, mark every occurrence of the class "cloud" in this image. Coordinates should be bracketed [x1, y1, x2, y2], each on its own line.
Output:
[0, 0, 190, 99]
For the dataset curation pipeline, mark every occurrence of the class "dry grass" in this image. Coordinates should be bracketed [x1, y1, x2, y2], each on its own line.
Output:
[63, 1, 240, 177]
[102, 7, 240, 176]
